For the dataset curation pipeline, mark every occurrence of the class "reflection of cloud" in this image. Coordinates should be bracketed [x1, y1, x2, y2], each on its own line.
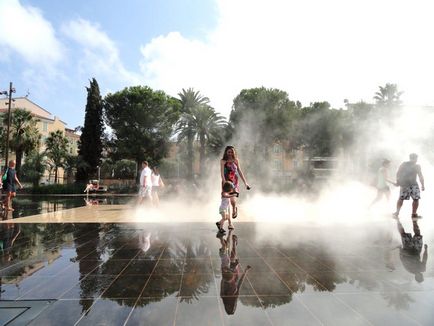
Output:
[0, 0, 64, 65]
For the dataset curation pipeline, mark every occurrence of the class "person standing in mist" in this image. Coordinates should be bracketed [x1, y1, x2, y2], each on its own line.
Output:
[393, 153, 425, 219]
[370, 159, 394, 207]
[138, 161, 153, 205]
[220, 146, 250, 219]
[151, 166, 165, 207]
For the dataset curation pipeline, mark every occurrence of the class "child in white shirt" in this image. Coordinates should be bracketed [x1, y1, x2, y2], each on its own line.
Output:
[216, 181, 239, 233]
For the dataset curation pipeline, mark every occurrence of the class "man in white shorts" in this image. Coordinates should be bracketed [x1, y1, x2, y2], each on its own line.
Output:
[393, 153, 425, 219]
[138, 161, 152, 204]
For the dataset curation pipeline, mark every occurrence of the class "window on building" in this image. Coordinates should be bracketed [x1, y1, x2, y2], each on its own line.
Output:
[273, 144, 281, 153]
[273, 159, 282, 171]
[43, 122, 48, 132]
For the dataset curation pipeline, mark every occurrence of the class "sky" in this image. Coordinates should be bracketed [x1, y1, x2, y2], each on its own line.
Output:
[1, 0, 434, 129]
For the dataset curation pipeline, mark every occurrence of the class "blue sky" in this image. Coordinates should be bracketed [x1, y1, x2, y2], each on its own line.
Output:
[1, 0, 434, 129]
[0, 0, 218, 128]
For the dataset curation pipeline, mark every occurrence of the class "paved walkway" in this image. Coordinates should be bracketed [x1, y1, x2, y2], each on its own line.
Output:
[1, 204, 433, 325]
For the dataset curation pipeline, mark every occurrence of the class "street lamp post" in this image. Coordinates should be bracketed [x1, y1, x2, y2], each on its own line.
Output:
[1, 82, 15, 170]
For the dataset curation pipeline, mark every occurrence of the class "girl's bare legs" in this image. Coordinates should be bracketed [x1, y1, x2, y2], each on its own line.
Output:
[217, 213, 225, 231]
[370, 190, 383, 207]
[230, 197, 237, 219]
[228, 214, 234, 230]
[153, 191, 160, 207]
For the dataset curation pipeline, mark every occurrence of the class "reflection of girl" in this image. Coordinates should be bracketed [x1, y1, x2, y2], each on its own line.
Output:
[220, 146, 250, 219]
[218, 231, 251, 315]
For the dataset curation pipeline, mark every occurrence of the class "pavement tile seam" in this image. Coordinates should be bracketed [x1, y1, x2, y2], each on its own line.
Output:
[73, 247, 143, 325]
[246, 239, 301, 296]
[171, 241, 191, 326]
[208, 250, 227, 326]
[122, 242, 176, 326]
[57, 265, 112, 299]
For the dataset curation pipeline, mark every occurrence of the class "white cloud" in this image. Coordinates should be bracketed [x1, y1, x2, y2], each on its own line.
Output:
[0, 0, 63, 65]
[139, 0, 434, 116]
[61, 19, 143, 87]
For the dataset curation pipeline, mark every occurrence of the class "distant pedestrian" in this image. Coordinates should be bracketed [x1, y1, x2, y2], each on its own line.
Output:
[370, 159, 394, 207]
[2, 160, 23, 212]
[138, 161, 152, 205]
[393, 153, 425, 219]
[151, 166, 165, 206]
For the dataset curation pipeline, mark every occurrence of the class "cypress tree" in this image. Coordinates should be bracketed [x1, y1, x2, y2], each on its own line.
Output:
[76, 78, 104, 182]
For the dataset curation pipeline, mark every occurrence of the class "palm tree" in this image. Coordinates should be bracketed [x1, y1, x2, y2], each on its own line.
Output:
[373, 83, 403, 112]
[176, 88, 210, 178]
[45, 130, 69, 183]
[63, 154, 78, 184]
[177, 106, 226, 177]
[2, 109, 41, 176]
[20, 151, 46, 187]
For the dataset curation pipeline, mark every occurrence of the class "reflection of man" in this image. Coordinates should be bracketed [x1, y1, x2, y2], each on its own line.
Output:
[397, 219, 428, 283]
[393, 153, 425, 219]
[217, 230, 251, 315]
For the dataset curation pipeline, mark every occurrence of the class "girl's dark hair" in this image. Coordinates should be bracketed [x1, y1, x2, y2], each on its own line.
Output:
[222, 146, 237, 161]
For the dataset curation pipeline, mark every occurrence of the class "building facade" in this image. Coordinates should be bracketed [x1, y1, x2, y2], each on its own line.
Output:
[0, 97, 79, 183]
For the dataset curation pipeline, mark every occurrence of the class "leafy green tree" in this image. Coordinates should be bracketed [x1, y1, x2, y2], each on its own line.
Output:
[292, 102, 349, 157]
[176, 105, 227, 177]
[77, 78, 104, 182]
[229, 87, 300, 159]
[20, 151, 46, 187]
[104, 86, 180, 178]
[113, 159, 136, 179]
[63, 154, 78, 184]
[1, 109, 41, 176]
[45, 130, 69, 183]
[177, 88, 210, 178]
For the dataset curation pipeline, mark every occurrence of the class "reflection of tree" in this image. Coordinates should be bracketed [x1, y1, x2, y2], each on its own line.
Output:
[380, 283, 414, 310]
[178, 239, 213, 303]
[248, 295, 292, 309]
[304, 245, 346, 292]
[73, 224, 102, 313]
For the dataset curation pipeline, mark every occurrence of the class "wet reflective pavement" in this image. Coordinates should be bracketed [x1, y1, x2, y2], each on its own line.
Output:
[1, 219, 433, 325]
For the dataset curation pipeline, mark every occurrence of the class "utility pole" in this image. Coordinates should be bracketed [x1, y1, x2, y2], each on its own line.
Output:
[1, 82, 16, 170]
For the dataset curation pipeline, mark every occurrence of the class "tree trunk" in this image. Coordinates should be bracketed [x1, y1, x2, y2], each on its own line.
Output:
[187, 132, 194, 179]
[136, 159, 141, 185]
[199, 133, 206, 178]
[15, 149, 23, 177]
[54, 167, 58, 184]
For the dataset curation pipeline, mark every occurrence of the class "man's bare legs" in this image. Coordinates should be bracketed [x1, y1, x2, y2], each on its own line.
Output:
[394, 198, 404, 218]
[412, 199, 419, 216]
